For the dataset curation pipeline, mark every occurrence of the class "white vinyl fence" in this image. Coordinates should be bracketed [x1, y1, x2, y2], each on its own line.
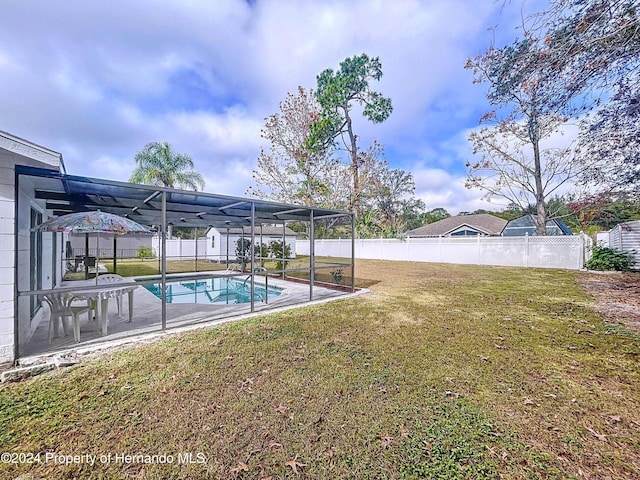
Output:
[151, 237, 209, 260]
[297, 235, 592, 270]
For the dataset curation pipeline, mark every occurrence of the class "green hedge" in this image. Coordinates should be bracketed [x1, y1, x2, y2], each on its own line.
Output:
[587, 244, 635, 271]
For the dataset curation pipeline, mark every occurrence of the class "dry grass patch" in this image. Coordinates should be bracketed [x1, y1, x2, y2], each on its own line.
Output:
[1, 260, 639, 479]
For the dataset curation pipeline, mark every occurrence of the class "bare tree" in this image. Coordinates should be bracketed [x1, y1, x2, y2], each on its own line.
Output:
[466, 116, 581, 231]
[247, 87, 345, 208]
[250, 75, 418, 238]
[465, 36, 586, 234]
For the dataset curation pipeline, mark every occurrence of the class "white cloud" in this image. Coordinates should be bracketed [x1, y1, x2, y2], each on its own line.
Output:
[412, 166, 498, 215]
[92, 155, 137, 181]
[0, 0, 549, 212]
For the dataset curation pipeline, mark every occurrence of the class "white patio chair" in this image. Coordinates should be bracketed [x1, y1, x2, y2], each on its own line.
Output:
[223, 263, 243, 274]
[97, 274, 125, 316]
[42, 293, 94, 343]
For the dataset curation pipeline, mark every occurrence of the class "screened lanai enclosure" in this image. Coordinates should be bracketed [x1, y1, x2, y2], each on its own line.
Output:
[15, 166, 355, 360]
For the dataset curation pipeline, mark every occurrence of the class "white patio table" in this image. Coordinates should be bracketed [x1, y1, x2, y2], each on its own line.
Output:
[65, 281, 138, 336]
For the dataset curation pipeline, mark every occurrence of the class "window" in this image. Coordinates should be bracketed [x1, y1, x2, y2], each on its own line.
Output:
[211, 235, 215, 248]
[450, 229, 479, 236]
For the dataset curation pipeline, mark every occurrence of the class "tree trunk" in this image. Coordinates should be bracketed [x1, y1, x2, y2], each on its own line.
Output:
[345, 108, 360, 219]
[532, 137, 547, 236]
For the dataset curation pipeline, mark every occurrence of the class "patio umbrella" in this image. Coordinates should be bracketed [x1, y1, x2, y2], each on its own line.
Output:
[33, 210, 152, 281]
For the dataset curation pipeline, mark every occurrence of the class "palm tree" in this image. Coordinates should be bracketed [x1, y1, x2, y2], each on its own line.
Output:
[129, 142, 205, 191]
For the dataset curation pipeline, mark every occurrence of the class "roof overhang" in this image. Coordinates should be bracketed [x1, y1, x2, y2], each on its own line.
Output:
[17, 165, 351, 229]
[0, 130, 65, 171]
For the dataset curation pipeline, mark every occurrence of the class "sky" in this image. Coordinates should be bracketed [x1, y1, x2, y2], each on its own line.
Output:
[0, 0, 549, 215]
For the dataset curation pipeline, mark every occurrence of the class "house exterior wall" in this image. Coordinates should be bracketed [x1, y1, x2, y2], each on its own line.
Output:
[0, 160, 16, 363]
[0, 133, 62, 364]
[1, 165, 59, 363]
[207, 228, 223, 261]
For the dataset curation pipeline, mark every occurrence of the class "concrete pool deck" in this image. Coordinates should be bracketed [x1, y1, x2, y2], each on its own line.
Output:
[17, 275, 365, 365]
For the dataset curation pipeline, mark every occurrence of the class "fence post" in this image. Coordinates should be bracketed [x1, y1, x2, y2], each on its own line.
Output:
[524, 233, 529, 268]
[581, 232, 592, 269]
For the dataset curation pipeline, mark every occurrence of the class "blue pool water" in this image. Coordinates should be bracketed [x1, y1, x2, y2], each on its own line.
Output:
[140, 278, 282, 305]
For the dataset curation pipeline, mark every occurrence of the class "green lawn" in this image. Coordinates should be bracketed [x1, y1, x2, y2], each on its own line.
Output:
[63, 258, 231, 280]
[2, 260, 639, 479]
[65, 256, 363, 289]
[63, 256, 352, 279]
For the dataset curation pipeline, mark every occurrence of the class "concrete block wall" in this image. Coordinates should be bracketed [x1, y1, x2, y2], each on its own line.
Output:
[0, 157, 16, 363]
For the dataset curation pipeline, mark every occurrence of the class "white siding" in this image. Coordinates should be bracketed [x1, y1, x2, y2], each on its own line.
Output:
[0, 159, 15, 362]
[612, 221, 640, 270]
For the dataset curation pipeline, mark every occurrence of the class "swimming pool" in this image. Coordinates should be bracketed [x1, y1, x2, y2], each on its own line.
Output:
[140, 277, 282, 305]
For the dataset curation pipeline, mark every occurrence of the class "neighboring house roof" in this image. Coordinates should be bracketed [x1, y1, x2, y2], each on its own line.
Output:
[502, 214, 573, 236]
[217, 226, 297, 236]
[406, 214, 507, 237]
[0, 129, 65, 171]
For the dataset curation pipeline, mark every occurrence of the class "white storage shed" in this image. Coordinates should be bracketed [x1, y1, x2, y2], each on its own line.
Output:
[609, 220, 640, 270]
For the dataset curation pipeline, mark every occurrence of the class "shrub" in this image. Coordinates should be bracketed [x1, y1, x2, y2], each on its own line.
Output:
[235, 239, 252, 271]
[330, 267, 344, 284]
[234, 240, 270, 270]
[269, 240, 292, 272]
[587, 244, 635, 271]
[255, 243, 269, 268]
[136, 246, 155, 260]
